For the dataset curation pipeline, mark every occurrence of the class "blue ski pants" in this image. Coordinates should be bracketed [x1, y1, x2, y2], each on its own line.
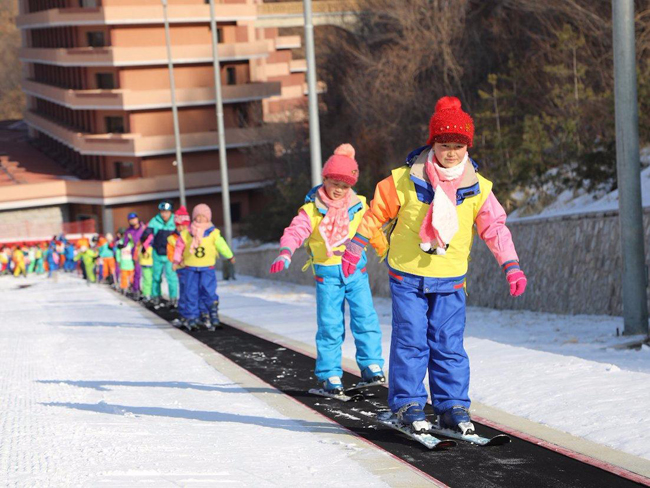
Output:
[152, 253, 178, 299]
[178, 266, 218, 320]
[314, 263, 383, 381]
[387, 267, 470, 414]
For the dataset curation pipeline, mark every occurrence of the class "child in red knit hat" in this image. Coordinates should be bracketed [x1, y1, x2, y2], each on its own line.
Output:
[341, 97, 527, 436]
[270, 144, 385, 397]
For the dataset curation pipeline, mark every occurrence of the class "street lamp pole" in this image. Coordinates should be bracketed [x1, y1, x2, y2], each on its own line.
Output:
[208, 0, 232, 246]
[612, 0, 649, 335]
[162, 0, 186, 207]
[303, 0, 322, 187]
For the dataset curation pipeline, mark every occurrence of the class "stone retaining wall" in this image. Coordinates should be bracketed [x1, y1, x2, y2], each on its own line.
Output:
[231, 208, 650, 316]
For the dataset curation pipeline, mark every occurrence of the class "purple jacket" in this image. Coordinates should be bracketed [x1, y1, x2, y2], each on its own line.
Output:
[123, 223, 146, 258]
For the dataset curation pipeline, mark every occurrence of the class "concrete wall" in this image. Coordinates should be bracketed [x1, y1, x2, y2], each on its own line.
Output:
[233, 208, 650, 317]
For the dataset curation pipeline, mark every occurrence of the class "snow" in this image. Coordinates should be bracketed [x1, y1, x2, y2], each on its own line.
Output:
[0, 274, 390, 487]
[509, 147, 650, 220]
[217, 275, 650, 460]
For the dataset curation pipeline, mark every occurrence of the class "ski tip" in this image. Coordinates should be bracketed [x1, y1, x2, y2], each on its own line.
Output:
[433, 440, 457, 450]
[486, 434, 511, 446]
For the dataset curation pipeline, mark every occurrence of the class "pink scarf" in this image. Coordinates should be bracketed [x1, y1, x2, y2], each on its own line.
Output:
[419, 151, 468, 252]
[318, 186, 352, 257]
[190, 221, 213, 254]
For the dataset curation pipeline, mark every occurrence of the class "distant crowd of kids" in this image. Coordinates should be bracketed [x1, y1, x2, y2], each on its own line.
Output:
[1, 201, 235, 332]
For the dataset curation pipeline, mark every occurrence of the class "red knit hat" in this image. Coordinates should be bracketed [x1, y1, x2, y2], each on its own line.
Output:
[427, 96, 474, 147]
[322, 144, 359, 186]
[174, 205, 190, 225]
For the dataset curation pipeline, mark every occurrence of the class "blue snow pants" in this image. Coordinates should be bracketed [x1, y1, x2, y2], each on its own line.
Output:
[179, 266, 218, 320]
[387, 266, 470, 414]
[313, 262, 384, 381]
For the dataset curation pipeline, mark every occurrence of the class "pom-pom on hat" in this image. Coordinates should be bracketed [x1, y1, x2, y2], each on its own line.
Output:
[322, 144, 359, 186]
[174, 205, 191, 225]
[427, 96, 474, 147]
[192, 203, 212, 222]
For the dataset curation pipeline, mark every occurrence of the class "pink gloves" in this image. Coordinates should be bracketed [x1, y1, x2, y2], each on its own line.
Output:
[269, 248, 292, 274]
[342, 235, 367, 278]
[502, 259, 527, 296]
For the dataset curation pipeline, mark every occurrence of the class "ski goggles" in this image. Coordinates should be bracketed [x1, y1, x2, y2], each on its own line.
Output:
[158, 201, 173, 211]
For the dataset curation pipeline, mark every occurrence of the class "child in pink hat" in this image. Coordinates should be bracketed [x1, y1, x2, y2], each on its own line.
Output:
[270, 144, 385, 397]
[173, 203, 234, 331]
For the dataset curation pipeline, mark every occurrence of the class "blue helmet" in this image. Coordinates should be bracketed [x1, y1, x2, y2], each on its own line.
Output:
[127, 212, 138, 220]
[158, 201, 173, 211]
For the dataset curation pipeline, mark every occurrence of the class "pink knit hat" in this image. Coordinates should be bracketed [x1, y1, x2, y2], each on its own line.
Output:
[322, 144, 359, 186]
[174, 205, 190, 225]
[192, 203, 212, 222]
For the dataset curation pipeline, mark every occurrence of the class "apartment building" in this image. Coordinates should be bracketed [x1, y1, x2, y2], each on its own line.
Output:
[12, 0, 307, 233]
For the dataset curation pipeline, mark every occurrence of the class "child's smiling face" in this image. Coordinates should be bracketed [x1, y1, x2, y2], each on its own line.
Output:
[323, 178, 351, 201]
[433, 142, 467, 168]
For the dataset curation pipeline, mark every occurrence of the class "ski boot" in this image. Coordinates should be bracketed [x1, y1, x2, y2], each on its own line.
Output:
[200, 313, 211, 329]
[438, 406, 475, 435]
[182, 317, 200, 332]
[169, 298, 178, 309]
[171, 317, 186, 329]
[361, 364, 386, 384]
[322, 376, 344, 395]
[209, 301, 222, 330]
[396, 403, 431, 433]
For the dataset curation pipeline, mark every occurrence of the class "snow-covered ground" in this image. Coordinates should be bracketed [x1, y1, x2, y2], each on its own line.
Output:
[217, 275, 650, 460]
[0, 274, 392, 487]
[509, 147, 650, 219]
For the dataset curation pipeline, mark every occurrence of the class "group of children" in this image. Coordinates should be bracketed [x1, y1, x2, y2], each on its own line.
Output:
[0, 238, 76, 278]
[271, 97, 527, 435]
[1, 201, 235, 335]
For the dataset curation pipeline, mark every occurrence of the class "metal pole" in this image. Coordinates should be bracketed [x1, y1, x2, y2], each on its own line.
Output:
[208, 0, 232, 246]
[612, 0, 649, 335]
[162, 0, 186, 207]
[303, 0, 322, 187]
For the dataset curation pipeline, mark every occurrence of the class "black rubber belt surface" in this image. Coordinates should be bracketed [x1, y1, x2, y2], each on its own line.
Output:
[151, 306, 645, 488]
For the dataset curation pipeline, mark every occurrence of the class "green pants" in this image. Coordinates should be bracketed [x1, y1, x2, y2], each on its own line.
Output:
[152, 253, 178, 299]
[27, 260, 35, 274]
[141, 266, 153, 298]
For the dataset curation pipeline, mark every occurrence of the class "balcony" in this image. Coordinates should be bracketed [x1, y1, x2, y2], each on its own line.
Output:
[16, 4, 257, 29]
[289, 59, 307, 73]
[25, 111, 271, 157]
[0, 165, 272, 210]
[19, 41, 271, 67]
[23, 80, 282, 110]
[275, 36, 301, 50]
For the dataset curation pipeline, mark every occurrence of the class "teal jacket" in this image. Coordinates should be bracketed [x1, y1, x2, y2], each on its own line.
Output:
[142, 214, 176, 257]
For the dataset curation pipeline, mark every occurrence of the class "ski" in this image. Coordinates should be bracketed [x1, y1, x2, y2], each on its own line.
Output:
[344, 379, 386, 394]
[429, 426, 510, 446]
[376, 412, 456, 450]
[308, 388, 364, 402]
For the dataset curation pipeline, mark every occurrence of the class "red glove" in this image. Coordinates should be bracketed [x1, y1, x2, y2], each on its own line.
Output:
[269, 249, 292, 274]
[506, 270, 527, 297]
[342, 235, 366, 278]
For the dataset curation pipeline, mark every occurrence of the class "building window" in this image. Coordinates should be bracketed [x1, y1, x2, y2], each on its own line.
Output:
[96, 73, 115, 89]
[105, 116, 125, 133]
[235, 104, 249, 128]
[87, 31, 105, 48]
[230, 202, 241, 223]
[226, 67, 236, 85]
[114, 161, 134, 179]
[81, 0, 98, 7]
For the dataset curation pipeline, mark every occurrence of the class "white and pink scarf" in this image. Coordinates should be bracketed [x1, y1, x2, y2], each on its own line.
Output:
[317, 186, 352, 257]
[419, 150, 469, 254]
